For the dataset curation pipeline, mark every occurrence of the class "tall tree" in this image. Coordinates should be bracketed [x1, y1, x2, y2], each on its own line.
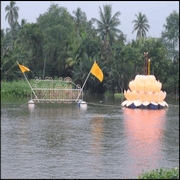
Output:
[72, 7, 87, 34]
[92, 4, 122, 43]
[132, 12, 150, 39]
[5, 1, 19, 31]
[92, 3, 123, 70]
[5, 1, 19, 49]
[37, 4, 74, 78]
[161, 10, 179, 62]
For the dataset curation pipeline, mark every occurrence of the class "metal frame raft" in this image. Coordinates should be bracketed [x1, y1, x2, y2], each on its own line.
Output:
[30, 76, 83, 103]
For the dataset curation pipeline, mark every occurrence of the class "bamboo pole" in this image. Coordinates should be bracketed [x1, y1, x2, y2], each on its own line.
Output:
[148, 59, 150, 75]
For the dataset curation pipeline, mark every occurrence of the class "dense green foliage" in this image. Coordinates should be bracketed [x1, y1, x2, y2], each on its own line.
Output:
[114, 93, 124, 98]
[1, 2, 179, 97]
[138, 167, 179, 179]
[1, 79, 74, 98]
[1, 80, 31, 98]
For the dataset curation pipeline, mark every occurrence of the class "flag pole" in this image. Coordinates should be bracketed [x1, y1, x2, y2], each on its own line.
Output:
[76, 68, 92, 102]
[23, 73, 39, 102]
[17, 61, 39, 102]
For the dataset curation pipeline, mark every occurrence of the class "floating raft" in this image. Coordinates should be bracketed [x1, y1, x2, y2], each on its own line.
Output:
[121, 100, 168, 109]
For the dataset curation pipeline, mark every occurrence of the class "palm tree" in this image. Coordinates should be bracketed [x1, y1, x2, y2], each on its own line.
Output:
[92, 4, 122, 43]
[72, 7, 87, 34]
[5, 1, 19, 49]
[132, 12, 150, 39]
[20, 18, 27, 27]
[5, 1, 19, 30]
[65, 36, 81, 69]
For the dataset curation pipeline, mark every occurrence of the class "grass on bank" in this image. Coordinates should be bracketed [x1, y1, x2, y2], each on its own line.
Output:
[114, 93, 124, 98]
[1, 79, 74, 98]
[2, 80, 125, 99]
[1, 80, 32, 98]
[104, 91, 124, 98]
[138, 167, 179, 179]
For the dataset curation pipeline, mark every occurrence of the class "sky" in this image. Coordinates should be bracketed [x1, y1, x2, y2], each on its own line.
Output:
[1, 1, 179, 41]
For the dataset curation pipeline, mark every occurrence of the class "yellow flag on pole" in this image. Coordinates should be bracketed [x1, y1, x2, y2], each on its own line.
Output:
[18, 63, 30, 73]
[90, 61, 103, 82]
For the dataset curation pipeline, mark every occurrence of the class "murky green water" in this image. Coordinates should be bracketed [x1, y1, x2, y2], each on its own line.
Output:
[1, 96, 179, 179]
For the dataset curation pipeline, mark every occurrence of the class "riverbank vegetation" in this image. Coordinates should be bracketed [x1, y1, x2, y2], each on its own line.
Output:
[1, 80, 31, 98]
[1, 78, 75, 98]
[138, 167, 179, 179]
[1, 2, 179, 97]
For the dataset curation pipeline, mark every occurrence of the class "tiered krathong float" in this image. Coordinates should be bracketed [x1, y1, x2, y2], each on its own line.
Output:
[121, 75, 168, 109]
[121, 53, 168, 109]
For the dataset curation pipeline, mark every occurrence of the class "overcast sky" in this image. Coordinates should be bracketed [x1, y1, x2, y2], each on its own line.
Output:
[1, 1, 179, 41]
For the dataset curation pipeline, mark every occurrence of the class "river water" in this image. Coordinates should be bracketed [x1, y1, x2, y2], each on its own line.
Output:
[1, 96, 179, 179]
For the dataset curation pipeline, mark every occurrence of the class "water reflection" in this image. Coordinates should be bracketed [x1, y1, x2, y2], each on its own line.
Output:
[123, 108, 167, 177]
[90, 115, 104, 174]
[28, 103, 82, 118]
[28, 103, 35, 113]
[19, 117, 29, 146]
[79, 105, 87, 111]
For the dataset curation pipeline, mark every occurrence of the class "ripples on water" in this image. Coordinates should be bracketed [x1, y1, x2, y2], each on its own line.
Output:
[1, 97, 179, 179]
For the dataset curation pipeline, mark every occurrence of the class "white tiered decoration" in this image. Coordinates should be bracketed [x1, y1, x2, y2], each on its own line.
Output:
[121, 75, 168, 108]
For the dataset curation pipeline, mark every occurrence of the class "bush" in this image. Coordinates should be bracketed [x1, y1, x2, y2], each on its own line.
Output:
[104, 91, 113, 97]
[1, 79, 75, 99]
[1, 80, 32, 98]
[114, 93, 124, 99]
[138, 167, 179, 179]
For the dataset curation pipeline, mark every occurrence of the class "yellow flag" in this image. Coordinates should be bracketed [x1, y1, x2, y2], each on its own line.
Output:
[90, 61, 103, 82]
[18, 64, 30, 73]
